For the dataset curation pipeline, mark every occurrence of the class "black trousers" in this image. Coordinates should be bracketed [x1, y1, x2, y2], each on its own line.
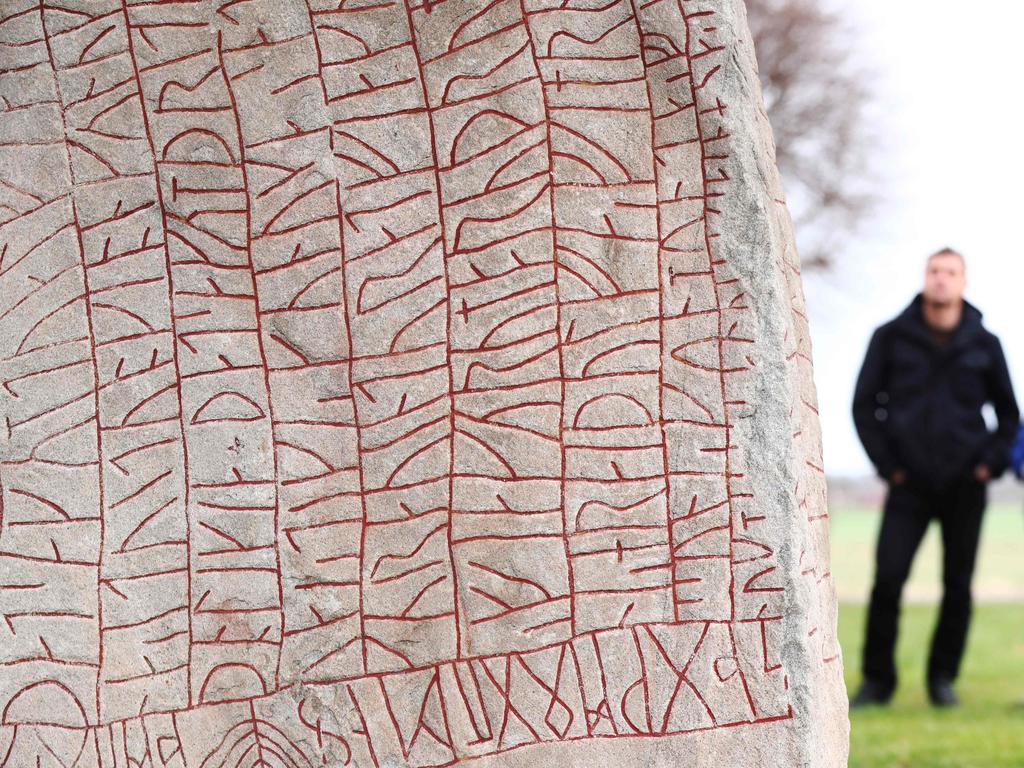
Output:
[862, 476, 987, 688]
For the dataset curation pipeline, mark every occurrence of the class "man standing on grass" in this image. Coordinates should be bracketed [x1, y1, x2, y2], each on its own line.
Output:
[850, 247, 1019, 708]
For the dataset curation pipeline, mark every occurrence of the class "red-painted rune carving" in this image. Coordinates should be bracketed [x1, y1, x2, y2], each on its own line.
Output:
[0, 0, 839, 765]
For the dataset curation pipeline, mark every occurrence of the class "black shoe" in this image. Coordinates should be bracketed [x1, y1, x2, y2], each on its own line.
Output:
[928, 678, 960, 708]
[850, 679, 894, 708]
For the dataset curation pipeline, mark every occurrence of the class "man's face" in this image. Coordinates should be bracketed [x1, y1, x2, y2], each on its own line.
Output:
[923, 253, 966, 305]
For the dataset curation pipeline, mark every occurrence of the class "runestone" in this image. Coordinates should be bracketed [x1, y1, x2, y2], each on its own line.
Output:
[0, 0, 848, 765]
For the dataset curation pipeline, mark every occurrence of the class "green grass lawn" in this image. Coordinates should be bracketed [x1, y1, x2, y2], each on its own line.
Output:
[833, 504, 1024, 766]
[831, 504, 1024, 603]
[840, 603, 1024, 767]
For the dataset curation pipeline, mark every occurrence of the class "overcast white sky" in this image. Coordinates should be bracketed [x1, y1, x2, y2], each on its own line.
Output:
[799, 0, 1024, 476]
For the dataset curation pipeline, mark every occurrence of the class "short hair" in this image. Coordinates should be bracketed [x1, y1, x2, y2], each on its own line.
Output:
[927, 246, 964, 264]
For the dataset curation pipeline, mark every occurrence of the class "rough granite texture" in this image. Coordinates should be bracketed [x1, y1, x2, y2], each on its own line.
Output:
[0, 0, 849, 765]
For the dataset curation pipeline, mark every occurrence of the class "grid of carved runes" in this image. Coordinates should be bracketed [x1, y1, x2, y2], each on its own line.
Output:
[0, 0, 794, 764]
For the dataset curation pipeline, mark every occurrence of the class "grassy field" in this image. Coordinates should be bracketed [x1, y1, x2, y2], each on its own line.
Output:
[841, 603, 1024, 767]
[831, 503, 1024, 603]
[833, 504, 1024, 767]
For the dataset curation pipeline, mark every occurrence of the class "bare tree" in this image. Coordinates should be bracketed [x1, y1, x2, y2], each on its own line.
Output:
[746, 0, 876, 269]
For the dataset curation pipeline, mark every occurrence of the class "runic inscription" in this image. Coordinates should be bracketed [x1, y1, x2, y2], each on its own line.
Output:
[0, 0, 847, 765]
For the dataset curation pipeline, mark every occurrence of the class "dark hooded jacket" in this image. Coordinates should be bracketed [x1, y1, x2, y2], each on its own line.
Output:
[852, 295, 1019, 488]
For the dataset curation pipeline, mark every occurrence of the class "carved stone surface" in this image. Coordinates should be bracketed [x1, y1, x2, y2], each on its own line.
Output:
[0, 0, 848, 765]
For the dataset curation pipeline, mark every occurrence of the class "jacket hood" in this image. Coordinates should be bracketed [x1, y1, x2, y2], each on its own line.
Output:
[894, 293, 985, 344]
